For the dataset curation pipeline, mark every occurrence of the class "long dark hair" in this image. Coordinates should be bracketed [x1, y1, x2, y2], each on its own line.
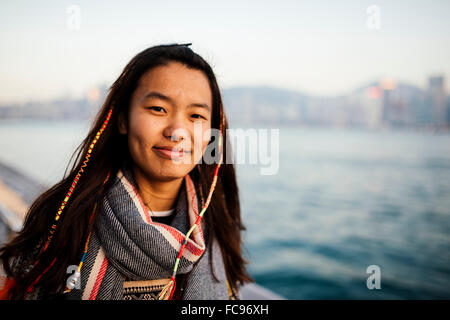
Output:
[0, 43, 253, 299]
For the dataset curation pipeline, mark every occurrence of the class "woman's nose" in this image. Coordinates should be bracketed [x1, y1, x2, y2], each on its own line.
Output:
[163, 121, 190, 142]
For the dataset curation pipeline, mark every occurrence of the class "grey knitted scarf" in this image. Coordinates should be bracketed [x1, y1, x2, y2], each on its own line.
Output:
[66, 166, 230, 300]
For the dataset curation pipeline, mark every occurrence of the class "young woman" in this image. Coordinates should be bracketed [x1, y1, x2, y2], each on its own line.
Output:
[0, 43, 253, 300]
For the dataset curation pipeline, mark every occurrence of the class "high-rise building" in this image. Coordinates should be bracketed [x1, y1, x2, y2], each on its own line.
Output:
[428, 76, 447, 127]
[380, 78, 396, 126]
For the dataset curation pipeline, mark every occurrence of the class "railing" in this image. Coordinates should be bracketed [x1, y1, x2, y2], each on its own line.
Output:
[0, 200, 22, 243]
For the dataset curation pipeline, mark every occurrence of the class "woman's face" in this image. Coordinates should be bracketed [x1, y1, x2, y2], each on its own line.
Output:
[119, 61, 213, 181]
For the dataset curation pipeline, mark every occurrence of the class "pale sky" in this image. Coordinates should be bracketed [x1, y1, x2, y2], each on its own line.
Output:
[0, 0, 449, 104]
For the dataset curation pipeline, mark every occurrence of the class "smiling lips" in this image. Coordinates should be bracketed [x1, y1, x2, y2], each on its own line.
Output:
[152, 146, 191, 159]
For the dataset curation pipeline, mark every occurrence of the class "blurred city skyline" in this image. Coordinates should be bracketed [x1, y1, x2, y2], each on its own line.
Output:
[1, 73, 449, 132]
[0, 0, 450, 104]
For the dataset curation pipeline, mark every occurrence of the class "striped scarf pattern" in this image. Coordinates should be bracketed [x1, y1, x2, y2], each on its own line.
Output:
[66, 167, 230, 300]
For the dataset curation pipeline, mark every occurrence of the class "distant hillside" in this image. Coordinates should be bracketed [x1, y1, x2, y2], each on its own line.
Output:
[222, 86, 310, 127]
[221, 81, 440, 129]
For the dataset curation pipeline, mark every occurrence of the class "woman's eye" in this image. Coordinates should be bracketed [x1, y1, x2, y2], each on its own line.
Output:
[191, 114, 206, 120]
[148, 106, 165, 113]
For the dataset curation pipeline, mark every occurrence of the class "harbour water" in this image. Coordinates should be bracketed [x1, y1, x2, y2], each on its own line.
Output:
[0, 120, 449, 299]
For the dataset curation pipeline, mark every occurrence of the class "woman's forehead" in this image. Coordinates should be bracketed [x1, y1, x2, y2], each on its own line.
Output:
[135, 62, 212, 106]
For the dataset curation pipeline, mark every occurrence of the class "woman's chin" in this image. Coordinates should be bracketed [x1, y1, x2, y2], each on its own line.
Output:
[152, 164, 194, 181]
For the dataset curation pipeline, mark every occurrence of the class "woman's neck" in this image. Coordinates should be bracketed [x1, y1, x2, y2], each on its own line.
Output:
[132, 165, 184, 212]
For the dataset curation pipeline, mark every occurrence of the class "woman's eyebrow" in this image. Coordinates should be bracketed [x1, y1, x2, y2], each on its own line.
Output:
[143, 90, 211, 112]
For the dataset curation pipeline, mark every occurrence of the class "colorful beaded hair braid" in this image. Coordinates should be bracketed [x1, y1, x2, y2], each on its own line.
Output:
[23, 107, 114, 297]
[63, 173, 111, 294]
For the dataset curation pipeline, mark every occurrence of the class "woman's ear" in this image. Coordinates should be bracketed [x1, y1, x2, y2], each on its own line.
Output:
[117, 112, 127, 135]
